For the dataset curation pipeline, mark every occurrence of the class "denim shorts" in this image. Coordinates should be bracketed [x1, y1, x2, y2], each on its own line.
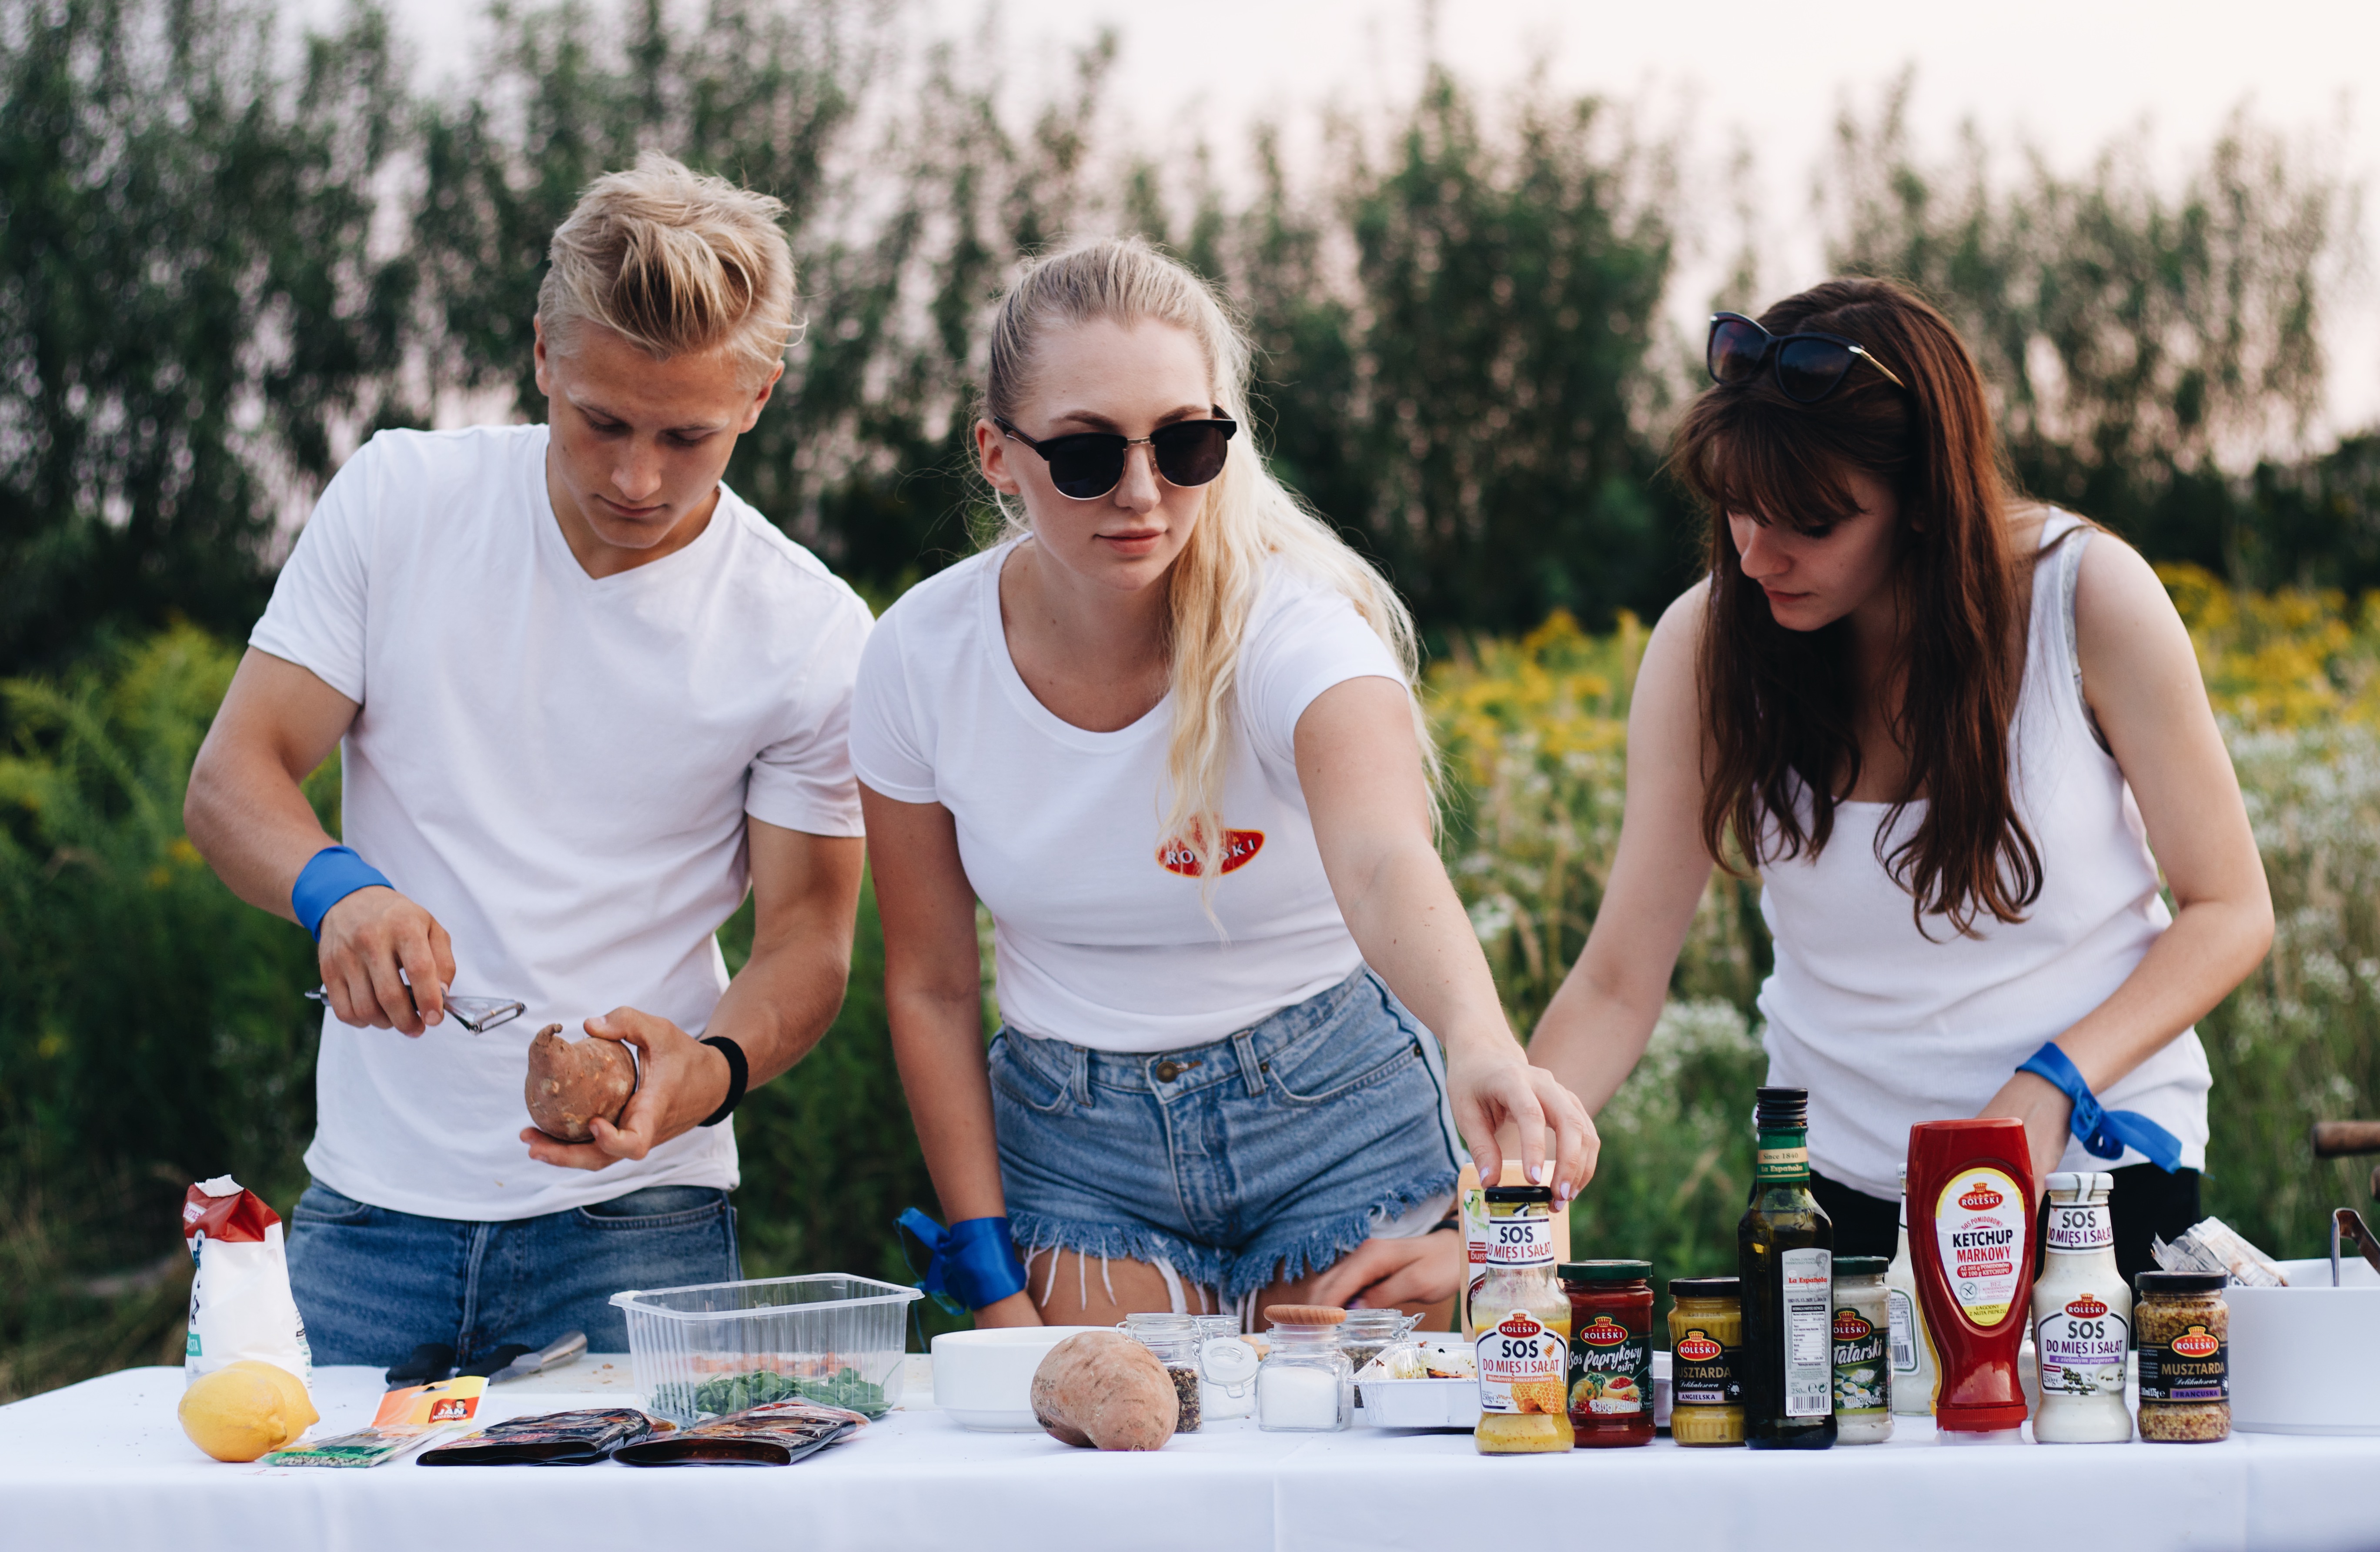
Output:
[285, 1182, 739, 1368]
[989, 965, 1463, 1302]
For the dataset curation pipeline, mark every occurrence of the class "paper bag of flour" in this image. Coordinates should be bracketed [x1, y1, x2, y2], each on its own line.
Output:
[182, 1176, 312, 1388]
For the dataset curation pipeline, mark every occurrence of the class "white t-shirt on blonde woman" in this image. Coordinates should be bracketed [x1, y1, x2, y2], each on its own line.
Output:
[849, 540, 1405, 1053]
[251, 424, 872, 1222]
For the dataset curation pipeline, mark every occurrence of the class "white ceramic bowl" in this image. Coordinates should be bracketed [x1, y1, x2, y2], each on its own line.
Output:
[2229, 1257, 2380, 1435]
[929, 1326, 1112, 1431]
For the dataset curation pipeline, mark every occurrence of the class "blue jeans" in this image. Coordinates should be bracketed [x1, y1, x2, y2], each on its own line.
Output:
[285, 1182, 740, 1368]
[990, 965, 1464, 1302]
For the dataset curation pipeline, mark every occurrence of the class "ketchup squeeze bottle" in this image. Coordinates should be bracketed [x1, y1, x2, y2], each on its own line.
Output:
[1905, 1119, 2036, 1438]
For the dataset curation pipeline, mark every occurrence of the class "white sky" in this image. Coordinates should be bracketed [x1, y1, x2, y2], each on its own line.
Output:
[359, 0, 2380, 441]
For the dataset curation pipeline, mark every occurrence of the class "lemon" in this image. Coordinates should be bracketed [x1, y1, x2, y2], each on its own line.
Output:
[178, 1360, 319, 1462]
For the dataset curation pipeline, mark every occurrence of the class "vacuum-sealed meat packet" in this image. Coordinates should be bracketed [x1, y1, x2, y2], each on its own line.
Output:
[612, 1398, 868, 1466]
[419, 1408, 665, 1466]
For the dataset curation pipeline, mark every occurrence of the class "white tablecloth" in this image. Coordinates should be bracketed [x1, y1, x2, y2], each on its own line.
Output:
[6, 1362, 2378, 1552]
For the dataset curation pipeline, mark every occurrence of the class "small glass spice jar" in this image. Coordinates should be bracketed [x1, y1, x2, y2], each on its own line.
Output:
[1120, 1312, 1205, 1432]
[1559, 1260, 1655, 1447]
[1257, 1305, 1353, 1432]
[1830, 1256, 1895, 1444]
[1668, 1277, 1745, 1446]
[1337, 1307, 1420, 1374]
[2135, 1272, 2230, 1442]
[1194, 1312, 1258, 1421]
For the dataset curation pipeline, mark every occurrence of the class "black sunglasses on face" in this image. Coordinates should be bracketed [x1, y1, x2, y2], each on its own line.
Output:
[1707, 313, 1909, 403]
[994, 410, 1237, 500]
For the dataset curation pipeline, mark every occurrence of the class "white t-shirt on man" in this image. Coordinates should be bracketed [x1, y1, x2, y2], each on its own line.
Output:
[251, 424, 871, 1221]
[848, 539, 1403, 1053]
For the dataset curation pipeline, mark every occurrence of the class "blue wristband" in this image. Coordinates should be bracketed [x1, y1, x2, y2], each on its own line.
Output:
[2016, 1041, 2184, 1173]
[897, 1209, 1030, 1314]
[291, 845, 393, 942]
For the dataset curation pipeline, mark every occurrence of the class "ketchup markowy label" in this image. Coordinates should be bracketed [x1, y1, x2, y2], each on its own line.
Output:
[1933, 1168, 2026, 1325]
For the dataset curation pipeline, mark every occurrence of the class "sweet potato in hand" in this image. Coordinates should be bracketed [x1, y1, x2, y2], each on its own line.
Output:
[1030, 1332, 1178, 1451]
[525, 1024, 637, 1143]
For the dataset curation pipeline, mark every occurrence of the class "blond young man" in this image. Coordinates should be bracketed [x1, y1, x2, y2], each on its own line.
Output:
[185, 154, 870, 1365]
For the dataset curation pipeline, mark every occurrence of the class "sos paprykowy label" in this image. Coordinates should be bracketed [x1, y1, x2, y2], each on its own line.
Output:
[2139, 1325, 2228, 1403]
[1568, 1313, 1651, 1416]
[1477, 1310, 1565, 1414]
[1934, 1168, 2026, 1325]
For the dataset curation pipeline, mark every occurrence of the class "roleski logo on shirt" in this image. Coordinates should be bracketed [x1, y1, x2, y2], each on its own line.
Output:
[1156, 826, 1265, 878]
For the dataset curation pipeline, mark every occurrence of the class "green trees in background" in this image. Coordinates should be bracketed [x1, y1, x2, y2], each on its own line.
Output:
[2, 0, 2375, 1394]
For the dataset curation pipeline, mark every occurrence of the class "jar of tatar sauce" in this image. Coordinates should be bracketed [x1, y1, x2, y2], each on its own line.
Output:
[1560, 1260, 1655, 1447]
[1668, 1277, 1745, 1446]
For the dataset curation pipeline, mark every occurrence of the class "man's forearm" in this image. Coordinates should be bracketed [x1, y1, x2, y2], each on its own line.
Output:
[704, 933, 854, 1089]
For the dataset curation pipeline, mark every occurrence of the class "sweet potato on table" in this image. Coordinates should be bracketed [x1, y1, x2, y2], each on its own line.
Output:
[1030, 1332, 1178, 1451]
[524, 1024, 637, 1142]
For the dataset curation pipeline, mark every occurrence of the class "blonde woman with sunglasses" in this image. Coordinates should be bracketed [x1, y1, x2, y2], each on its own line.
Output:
[852, 237, 1594, 1328]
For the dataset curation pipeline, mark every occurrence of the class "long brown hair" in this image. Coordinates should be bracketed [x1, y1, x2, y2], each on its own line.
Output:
[1673, 277, 2042, 935]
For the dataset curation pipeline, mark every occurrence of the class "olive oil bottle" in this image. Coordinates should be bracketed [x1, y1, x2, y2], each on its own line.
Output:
[1739, 1086, 1836, 1449]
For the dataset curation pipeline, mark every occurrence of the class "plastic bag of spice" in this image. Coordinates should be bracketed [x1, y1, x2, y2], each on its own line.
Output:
[612, 1398, 868, 1466]
[418, 1408, 667, 1465]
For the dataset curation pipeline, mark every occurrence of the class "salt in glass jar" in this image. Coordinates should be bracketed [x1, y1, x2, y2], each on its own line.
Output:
[1257, 1305, 1352, 1432]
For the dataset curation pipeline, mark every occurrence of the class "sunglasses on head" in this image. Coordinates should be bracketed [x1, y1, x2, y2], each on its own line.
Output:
[1707, 313, 1909, 404]
[993, 411, 1237, 500]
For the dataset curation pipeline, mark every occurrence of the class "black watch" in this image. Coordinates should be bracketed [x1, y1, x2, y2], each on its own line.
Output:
[699, 1035, 748, 1127]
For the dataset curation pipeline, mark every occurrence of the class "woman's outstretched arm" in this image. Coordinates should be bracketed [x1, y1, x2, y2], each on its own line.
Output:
[1525, 586, 1721, 1113]
[1297, 679, 1596, 1202]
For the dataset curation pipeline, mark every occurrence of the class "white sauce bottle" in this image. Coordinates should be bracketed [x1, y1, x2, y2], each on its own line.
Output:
[1884, 1163, 1937, 1415]
[2031, 1171, 2133, 1442]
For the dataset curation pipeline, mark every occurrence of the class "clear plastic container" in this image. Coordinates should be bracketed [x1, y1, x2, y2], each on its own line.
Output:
[611, 1273, 923, 1423]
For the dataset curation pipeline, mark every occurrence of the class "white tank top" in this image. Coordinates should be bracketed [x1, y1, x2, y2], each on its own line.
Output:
[1755, 511, 2212, 1199]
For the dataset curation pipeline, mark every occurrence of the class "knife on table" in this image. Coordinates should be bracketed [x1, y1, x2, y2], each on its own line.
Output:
[486, 1331, 589, 1385]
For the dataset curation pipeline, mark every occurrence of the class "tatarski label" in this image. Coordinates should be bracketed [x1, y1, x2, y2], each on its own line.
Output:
[1782, 1247, 1833, 1417]
[1934, 1167, 2026, 1326]
[1888, 1287, 1918, 1374]
[2044, 1201, 2114, 1252]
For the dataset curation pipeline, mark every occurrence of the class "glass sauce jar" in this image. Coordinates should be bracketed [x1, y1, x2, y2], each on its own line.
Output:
[2135, 1273, 2230, 1442]
[1560, 1260, 1655, 1447]
[1257, 1305, 1352, 1432]
[1473, 1185, 1573, 1454]
[1668, 1276, 1745, 1446]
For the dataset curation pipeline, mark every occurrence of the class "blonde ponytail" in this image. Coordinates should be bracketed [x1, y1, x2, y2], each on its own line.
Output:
[982, 236, 1438, 888]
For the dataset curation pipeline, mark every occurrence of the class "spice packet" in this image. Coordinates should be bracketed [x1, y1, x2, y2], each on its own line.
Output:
[2151, 1217, 2288, 1286]
[612, 1398, 868, 1467]
[375, 1376, 488, 1427]
[261, 1426, 448, 1469]
[419, 1408, 665, 1466]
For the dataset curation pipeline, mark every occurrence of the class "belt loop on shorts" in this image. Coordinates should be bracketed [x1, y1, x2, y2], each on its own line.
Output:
[1070, 1042, 1093, 1109]
[1231, 1029, 1266, 1096]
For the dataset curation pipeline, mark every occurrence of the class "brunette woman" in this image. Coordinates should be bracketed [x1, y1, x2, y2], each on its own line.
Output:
[854, 237, 1593, 1326]
[1528, 278, 2272, 1279]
